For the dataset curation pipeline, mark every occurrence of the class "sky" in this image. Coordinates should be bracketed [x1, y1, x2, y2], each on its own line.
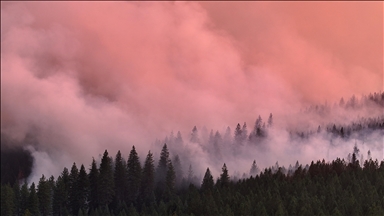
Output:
[1, 1, 383, 183]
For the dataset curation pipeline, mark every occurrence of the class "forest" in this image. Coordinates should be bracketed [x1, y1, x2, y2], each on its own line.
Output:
[1, 143, 384, 216]
[1, 92, 384, 216]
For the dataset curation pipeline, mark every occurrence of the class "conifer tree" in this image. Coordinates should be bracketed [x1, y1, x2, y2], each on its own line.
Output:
[140, 151, 155, 204]
[20, 181, 29, 215]
[223, 126, 232, 145]
[1, 184, 15, 216]
[250, 160, 260, 177]
[173, 155, 183, 188]
[241, 122, 248, 142]
[190, 126, 200, 143]
[219, 163, 229, 188]
[77, 164, 90, 213]
[187, 164, 194, 184]
[127, 146, 142, 204]
[13, 180, 20, 215]
[98, 150, 115, 207]
[255, 115, 263, 137]
[267, 113, 273, 127]
[89, 158, 100, 210]
[37, 174, 52, 215]
[68, 163, 80, 215]
[175, 131, 184, 146]
[166, 160, 176, 194]
[114, 150, 127, 204]
[201, 168, 214, 193]
[53, 175, 69, 215]
[234, 123, 242, 144]
[156, 144, 170, 195]
[28, 182, 39, 216]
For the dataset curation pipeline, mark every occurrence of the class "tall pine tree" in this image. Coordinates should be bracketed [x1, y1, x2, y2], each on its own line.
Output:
[219, 163, 230, 188]
[201, 168, 214, 194]
[28, 182, 39, 216]
[127, 146, 142, 205]
[77, 164, 90, 213]
[37, 175, 52, 215]
[140, 151, 155, 205]
[156, 144, 170, 198]
[69, 163, 80, 215]
[89, 158, 100, 210]
[98, 150, 115, 207]
[114, 150, 128, 205]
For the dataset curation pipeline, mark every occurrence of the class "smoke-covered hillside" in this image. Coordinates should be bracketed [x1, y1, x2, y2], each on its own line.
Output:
[1, 92, 383, 187]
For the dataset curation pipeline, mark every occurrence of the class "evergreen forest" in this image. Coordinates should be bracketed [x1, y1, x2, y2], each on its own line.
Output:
[1, 92, 384, 216]
[1, 144, 384, 216]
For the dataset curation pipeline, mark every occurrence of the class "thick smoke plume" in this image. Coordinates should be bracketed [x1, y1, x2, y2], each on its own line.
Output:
[1, 2, 383, 184]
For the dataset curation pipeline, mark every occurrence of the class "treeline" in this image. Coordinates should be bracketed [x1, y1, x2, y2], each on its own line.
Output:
[2, 144, 384, 216]
[290, 115, 384, 140]
[303, 91, 384, 114]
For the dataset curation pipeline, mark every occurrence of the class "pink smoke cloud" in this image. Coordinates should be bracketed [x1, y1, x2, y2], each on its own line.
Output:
[1, 2, 382, 183]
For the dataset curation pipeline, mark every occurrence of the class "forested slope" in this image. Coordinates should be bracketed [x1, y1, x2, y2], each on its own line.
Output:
[2, 144, 384, 216]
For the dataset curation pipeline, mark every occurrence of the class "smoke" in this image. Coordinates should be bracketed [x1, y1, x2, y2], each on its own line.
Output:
[1, 2, 382, 184]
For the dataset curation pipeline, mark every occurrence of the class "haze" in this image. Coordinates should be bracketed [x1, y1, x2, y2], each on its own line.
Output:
[1, 2, 383, 183]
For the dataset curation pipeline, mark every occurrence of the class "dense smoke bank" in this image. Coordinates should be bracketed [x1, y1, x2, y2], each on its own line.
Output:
[1, 134, 34, 185]
[1, 2, 383, 184]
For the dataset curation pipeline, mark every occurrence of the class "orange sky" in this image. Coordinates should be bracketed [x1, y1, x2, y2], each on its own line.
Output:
[200, 1, 383, 103]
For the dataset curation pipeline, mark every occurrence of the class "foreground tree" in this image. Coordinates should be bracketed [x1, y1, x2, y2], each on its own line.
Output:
[77, 164, 90, 213]
[37, 175, 52, 215]
[201, 168, 214, 194]
[127, 146, 142, 205]
[28, 183, 39, 216]
[98, 150, 115, 207]
[114, 150, 127, 205]
[1, 184, 15, 216]
[219, 163, 229, 188]
[156, 144, 170, 198]
[68, 163, 79, 215]
[88, 158, 99, 210]
[19, 182, 29, 215]
[140, 151, 155, 205]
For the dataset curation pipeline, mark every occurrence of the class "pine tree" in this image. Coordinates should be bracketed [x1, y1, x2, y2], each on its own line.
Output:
[255, 115, 263, 137]
[249, 115, 264, 142]
[53, 174, 69, 215]
[67, 163, 81, 215]
[114, 150, 127, 204]
[1, 184, 15, 216]
[13, 180, 21, 216]
[98, 150, 115, 207]
[156, 143, 170, 198]
[89, 158, 99, 210]
[20, 181, 29, 215]
[213, 131, 222, 159]
[28, 182, 39, 216]
[37, 174, 52, 215]
[127, 146, 142, 204]
[241, 122, 248, 142]
[219, 163, 230, 188]
[250, 160, 260, 177]
[173, 155, 183, 188]
[175, 131, 184, 146]
[223, 126, 232, 145]
[77, 164, 90, 213]
[267, 113, 273, 127]
[165, 160, 176, 195]
[140, 151, 155, 205]
[234, 123, 242, 144]
[190, 126, 200, 143]
[201, 168, 214, 194]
